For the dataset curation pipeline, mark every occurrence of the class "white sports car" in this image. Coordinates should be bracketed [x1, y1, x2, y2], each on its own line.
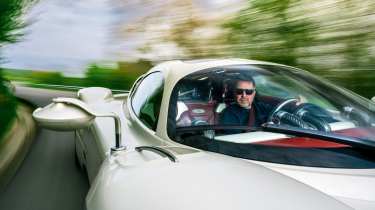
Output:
[33, 59, 375, 210]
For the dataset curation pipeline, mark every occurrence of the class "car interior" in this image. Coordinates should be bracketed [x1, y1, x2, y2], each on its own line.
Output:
[164, 65, 375, 168]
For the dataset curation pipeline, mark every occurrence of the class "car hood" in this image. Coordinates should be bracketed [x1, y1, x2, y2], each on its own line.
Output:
[86, 151, 352, 210]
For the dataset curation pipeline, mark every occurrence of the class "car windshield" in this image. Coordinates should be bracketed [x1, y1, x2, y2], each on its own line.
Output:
[168, 64, 375, 168]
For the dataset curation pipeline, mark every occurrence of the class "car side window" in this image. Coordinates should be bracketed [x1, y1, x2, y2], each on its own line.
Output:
[131, 72, 164, 130]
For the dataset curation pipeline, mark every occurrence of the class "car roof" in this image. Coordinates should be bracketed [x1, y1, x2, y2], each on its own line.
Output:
[147, 58, 279, 84]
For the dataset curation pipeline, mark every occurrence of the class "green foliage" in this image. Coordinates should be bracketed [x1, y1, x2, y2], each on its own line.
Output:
[221, 0, 375, 98]
[30, 71, 64, 85]
[0, 0, 34, 44]
[0, 0, 33, 139]
[223, 0, 316, 66]
[3, 60, 152, 92]
[0, 70, 17, 139]
[85, 60, 151, 90]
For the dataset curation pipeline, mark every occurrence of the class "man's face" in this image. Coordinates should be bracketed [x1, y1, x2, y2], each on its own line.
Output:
[235, 81, 256, 108]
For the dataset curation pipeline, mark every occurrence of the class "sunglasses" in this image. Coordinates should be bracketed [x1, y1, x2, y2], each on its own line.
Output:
[235, 88, 256, 95]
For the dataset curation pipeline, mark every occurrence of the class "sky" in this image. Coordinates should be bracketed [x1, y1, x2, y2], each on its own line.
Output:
[0, 0, 244, 77]
[1, 0, 114, 76]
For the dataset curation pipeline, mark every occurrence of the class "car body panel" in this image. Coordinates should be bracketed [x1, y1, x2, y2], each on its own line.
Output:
[79, 89, 375, 210]
[254, 160, 375, 202]
[86, 152, 352, 210]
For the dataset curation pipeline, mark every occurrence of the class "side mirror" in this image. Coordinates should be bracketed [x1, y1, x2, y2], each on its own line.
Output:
[33, 98, 95, 131]
[33, 97, 125, 153]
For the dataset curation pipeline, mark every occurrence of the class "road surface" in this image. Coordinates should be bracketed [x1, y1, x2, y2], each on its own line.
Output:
[0, 86, 89, 210]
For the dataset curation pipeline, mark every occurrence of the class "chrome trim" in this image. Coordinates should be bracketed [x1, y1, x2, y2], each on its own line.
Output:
[135, 146, 178, 163]
[53, 97, 126, 153]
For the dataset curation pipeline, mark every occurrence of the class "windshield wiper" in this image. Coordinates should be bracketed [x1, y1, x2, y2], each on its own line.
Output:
[262, 123, 375, 151]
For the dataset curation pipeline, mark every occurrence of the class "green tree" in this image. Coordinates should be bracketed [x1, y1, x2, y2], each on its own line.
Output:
[223, 0, 316, 67]
[222, 0, 375, 98]
[84, 64, 106, 87]
[0, 0, 32, 44]
[0, 0, 35, 138]
[84, 60, 151, 90]
[30, 71, 64, 85]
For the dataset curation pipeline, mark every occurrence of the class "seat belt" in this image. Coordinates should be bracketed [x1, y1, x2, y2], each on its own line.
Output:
[248, 107, 255, 127]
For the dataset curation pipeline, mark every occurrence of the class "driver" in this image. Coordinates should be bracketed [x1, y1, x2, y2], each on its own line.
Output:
[220, 76, 273, 133]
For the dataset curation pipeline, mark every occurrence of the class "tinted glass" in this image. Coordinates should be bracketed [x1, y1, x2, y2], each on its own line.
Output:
[132, 72, 164, 130]
[168, 64, 375, 168]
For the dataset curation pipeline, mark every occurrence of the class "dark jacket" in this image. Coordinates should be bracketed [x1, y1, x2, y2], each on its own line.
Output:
[220, 99, 273, 133]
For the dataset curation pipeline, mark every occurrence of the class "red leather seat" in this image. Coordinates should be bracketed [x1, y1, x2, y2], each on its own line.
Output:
[176, 101, 216, 127]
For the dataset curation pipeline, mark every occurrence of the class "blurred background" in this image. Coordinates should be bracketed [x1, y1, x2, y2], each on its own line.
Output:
[1, 0, 375, 134]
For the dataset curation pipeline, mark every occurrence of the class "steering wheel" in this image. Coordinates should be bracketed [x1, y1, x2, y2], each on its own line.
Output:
[294, 103, 331, 132]
[267, 98, 298, 123]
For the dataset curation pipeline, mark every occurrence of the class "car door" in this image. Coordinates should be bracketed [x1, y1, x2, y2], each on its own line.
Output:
[75, 127, 103, 183]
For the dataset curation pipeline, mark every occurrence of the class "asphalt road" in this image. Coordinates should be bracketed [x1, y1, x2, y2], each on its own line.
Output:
[0, 86, 89, 210]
